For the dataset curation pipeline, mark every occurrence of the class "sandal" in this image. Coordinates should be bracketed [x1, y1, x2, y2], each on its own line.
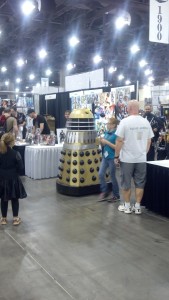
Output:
[0, 217, 7, 225]
[13, 217, 21, 226]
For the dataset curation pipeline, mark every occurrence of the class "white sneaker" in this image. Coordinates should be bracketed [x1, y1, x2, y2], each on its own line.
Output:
[132, 206, 142, 215]
[118, 204, 132, 214]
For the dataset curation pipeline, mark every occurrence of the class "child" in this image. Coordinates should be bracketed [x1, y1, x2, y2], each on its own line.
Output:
[99, 117, 120, 202]
[0, 133, 27, 225]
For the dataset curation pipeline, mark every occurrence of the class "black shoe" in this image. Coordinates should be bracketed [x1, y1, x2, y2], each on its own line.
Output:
[107, 195, 120, 203]
[98, 192, 110, 202]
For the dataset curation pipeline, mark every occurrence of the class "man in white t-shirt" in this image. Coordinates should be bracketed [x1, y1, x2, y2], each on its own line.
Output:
[115, 100, 154, 214]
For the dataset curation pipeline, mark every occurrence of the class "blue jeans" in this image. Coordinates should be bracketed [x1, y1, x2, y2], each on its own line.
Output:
[99, 157, 119, 197]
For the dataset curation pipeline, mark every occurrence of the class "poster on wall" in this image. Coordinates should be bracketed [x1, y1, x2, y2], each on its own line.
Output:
[57, 128, 67, 144]
[70, 91, 84, 110]
[111, 85, 135, 120]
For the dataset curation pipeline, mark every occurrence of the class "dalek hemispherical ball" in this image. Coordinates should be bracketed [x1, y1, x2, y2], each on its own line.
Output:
[56, 108, 104, 196]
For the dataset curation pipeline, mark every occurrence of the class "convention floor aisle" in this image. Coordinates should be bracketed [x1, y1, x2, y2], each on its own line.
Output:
[0, 176, 169, 300]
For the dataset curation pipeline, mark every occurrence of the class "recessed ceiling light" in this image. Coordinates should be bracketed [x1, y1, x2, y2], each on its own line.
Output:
[118, 74, 124, 80]
[29, 74, 35, 80]
[16, 78, 22, 83]
[108, 66, 117, 73]
[93, 55, 102, 64]
[130, 44, 140, 54]
[45, 69, 52, 76]
[38, 49, 47, 59]
[115, 14, 131, 29]
[1, 66, 7, 72]
[21, 1, 35, 16]
[139, 59, 147, 67]
[17, 59, 24, 67]
[67, 63, 74, 71]
[69, 36, 80, 47]
[144, 69, 152, 76]
[125, 80, 131, 85]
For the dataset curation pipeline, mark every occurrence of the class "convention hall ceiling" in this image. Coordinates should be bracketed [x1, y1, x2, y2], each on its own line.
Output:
[0, 0, 169, 91]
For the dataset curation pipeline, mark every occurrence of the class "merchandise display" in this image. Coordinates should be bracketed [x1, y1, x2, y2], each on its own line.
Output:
[57, 108, 107, 196]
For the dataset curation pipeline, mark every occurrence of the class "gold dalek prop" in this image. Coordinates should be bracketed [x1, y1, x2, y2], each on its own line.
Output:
[56, 108, 103, 196]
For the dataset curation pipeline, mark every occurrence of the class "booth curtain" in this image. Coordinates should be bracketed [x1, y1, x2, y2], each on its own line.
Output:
[39, 92, 71, 129]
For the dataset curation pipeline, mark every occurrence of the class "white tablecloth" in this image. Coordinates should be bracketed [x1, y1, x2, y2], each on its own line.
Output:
[25, 144, 62, 179]
[147, 159, 169, 168]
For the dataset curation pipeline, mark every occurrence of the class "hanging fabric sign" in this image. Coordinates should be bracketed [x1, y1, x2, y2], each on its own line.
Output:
[149, 0, 169, 44]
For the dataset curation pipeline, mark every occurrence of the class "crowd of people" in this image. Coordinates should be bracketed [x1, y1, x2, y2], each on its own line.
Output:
[98, 100, 168, 214]
[0, 99, 168, 225]
[0, 104, 53, 226]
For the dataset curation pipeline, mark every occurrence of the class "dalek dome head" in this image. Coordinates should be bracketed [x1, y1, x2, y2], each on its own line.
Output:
[69, 109, 93, 119]
[67, 109, 95, 131]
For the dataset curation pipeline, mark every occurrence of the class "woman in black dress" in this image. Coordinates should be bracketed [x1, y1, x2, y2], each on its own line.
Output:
[0, 133, 27, 225]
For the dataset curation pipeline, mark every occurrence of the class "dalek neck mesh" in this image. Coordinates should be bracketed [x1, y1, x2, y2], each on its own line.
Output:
[67, 118, 95, 131]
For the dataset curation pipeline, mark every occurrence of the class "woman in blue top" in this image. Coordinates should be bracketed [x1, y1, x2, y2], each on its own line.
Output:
[99, 117, 120, 202]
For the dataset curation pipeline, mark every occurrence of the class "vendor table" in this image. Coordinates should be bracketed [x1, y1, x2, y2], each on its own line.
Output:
[25, 144, 62, 179]
[142, 160, 169, 218]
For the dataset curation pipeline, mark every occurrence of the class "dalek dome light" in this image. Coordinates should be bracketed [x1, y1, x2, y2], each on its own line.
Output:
[69, 108, 93, 119]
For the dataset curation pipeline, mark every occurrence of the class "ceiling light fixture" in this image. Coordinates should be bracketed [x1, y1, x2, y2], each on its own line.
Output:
[93, 55, 102, 64]
[38, 49, 47, 59]
[69, 36, 80, 47]
[139, 59, 147, 67]
[130, 44, 140, 54]
[21, 1, 36, 16]
[16, 78, 22, 83]
[29, 74, 35, 80]
[125, 80, 131, 85]
[148, 76, 154, 82]
[1, 66, 7, 73]
[67, 63, 74, 71]
[118, 74, 124, 80]
[144, 69, 152, 76]
[108, 66, 117, 73]
[115, 13, 131, 29]
[17, 59, 25, 67]
[45, 69, 52, 76]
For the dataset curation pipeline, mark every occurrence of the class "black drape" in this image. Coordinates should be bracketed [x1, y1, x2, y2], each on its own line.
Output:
[142, 164, 169, 218]
[39, 92, 71, 129]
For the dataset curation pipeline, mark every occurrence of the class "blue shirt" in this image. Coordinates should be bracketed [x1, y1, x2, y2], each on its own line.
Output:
[103, 130, 117, 159]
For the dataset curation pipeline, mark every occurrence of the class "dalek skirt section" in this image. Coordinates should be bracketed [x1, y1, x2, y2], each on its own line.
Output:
[56, 109, 103, 196]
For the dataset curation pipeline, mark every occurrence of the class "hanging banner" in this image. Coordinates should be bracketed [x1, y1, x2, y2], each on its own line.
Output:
[149, 0, 169, 44]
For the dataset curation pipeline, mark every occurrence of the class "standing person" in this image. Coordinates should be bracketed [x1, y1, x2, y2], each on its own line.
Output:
[3, 107, 18, 137]
[115, 100, 154, 214]
[99, 117, 120, 202]
[11, 107, 27, 139]
[64, 110, 71, 127]
[143, 105, 160, 161]
[27, 109, 50, 134]
[0, 133, 27, 225]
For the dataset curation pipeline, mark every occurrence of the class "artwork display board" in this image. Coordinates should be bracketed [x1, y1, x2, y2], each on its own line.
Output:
[70, 85, 135, 136]
[111, 85, 135, 120]
[57, 128, 67, 144]
[16, 96, 34, 114]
